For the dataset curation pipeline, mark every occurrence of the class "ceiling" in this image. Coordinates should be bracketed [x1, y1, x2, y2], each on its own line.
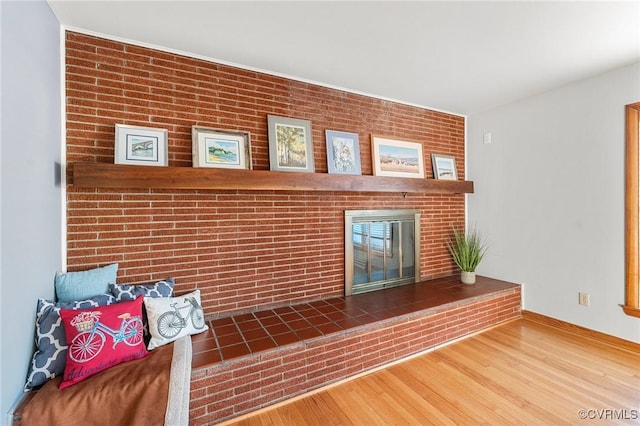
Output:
[47, 1, 640, 115]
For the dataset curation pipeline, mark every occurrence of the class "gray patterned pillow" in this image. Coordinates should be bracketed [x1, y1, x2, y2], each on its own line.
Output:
[108, 278, 174, 301]
[24, 294, 116, 391]
[108, 279, 174, 343]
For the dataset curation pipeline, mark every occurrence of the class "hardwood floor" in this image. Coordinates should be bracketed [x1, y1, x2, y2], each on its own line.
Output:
[221, 318, 640, 425]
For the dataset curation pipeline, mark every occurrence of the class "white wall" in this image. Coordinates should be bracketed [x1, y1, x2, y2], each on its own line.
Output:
[468, 63, 640, 343]
[1, 0, 62, 419]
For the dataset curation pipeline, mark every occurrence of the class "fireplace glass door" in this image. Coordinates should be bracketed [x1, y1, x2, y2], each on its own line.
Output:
[345, 210, 420, 296]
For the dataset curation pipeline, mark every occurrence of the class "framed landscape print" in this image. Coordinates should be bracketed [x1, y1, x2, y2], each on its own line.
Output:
[325, 130, 361, 175]
[431, 153, 458, 180]
[115, 124, 168, 166]
[191, 127, 252, 169]
[371, 135, 425, 178]
[267, 115, 314, 173]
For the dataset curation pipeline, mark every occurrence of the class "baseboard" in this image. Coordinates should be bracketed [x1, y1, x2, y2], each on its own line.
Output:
[522, 310, 640, 353]
[7, 389, 38, 426]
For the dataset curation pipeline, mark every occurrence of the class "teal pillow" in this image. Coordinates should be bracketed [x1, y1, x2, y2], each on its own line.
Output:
[55, 263, 118, 302]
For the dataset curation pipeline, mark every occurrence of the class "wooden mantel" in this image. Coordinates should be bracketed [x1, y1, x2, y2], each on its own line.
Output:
[72, 162, 474, 194]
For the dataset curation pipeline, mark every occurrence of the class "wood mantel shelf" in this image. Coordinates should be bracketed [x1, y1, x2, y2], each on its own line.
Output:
[72, 162, 474, 194]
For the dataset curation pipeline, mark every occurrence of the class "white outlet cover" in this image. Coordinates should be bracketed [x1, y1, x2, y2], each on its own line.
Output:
[483, 132, 492, 144]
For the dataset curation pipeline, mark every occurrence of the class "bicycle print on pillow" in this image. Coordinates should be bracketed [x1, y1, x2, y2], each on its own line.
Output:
[68, 309, 143, 362]
[157, 294, 205, 339]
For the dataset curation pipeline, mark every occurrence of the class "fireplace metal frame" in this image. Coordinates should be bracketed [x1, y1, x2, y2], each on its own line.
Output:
[344, 209, 421, 296]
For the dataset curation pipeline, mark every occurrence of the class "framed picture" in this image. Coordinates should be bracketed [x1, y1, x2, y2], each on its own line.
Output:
[371, 135, 425, 179]
[267, 115, 314, 173]
[115, 124, 168, 166]
[191, 127, 252, 169]
[431, 154, 458, 180]
[325, 130, 361, 175]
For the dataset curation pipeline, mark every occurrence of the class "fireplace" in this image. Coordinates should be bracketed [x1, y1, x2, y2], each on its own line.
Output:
[344, 209, 421, 296]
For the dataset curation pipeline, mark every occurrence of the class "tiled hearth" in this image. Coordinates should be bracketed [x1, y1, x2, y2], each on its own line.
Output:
[189, 276, 521, 424]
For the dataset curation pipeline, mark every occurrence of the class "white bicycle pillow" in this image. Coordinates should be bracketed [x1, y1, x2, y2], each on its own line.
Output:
[144, 289, 208, 350]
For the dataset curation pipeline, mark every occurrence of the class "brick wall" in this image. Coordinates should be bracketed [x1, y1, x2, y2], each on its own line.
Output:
[65, 31, 466, 316]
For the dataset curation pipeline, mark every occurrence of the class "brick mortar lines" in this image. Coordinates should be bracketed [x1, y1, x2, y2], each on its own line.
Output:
[65, 31, 466, 316]
[189, 292, 521, 424]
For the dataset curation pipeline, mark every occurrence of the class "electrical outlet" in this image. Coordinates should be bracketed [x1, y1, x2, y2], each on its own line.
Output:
[578, 292, 590, 306]
[483, 132, 492, 144]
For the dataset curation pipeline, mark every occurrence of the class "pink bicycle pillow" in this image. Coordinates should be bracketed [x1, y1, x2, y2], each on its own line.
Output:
[59, 296, 148, 389]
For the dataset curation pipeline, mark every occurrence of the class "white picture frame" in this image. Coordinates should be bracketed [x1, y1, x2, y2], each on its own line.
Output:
[431, 153, 458, 180]
[371, 135, 425, 179]
[114, 124, 168, 166]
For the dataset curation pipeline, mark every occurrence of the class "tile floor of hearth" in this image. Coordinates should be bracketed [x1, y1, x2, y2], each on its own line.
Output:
[190, 275, 520, 369]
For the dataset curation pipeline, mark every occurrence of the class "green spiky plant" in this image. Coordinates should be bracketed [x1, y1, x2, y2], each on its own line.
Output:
[446, 226, 487, 272]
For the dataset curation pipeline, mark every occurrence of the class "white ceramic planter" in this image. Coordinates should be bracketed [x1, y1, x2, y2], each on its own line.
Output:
[461, 271, 476, 285]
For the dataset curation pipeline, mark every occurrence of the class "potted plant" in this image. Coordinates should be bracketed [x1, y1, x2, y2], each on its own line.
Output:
[446, 226, 487, 284]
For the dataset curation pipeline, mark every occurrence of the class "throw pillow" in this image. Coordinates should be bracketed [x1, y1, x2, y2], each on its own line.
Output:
[59, 297, 148, 389]
[145, 289, 208, 350]
[108, 278, 174, 302]
[109, 278, 175, 343]
[55, 263, 118, 302]
[24, 294, 116, 391]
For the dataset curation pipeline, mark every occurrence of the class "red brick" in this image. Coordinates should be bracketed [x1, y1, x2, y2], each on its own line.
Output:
[66, 30, 466, 317]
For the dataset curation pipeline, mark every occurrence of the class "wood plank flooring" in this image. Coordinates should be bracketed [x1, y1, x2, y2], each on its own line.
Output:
[221, 318, 640, 425]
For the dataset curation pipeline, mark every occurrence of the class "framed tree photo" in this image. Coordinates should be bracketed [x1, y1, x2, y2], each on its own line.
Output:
[325, 130, 361, 175]
[267, 115, 314, 173]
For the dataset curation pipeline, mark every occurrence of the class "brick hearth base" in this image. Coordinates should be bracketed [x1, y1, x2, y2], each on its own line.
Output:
[189, 276, 521, 424]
